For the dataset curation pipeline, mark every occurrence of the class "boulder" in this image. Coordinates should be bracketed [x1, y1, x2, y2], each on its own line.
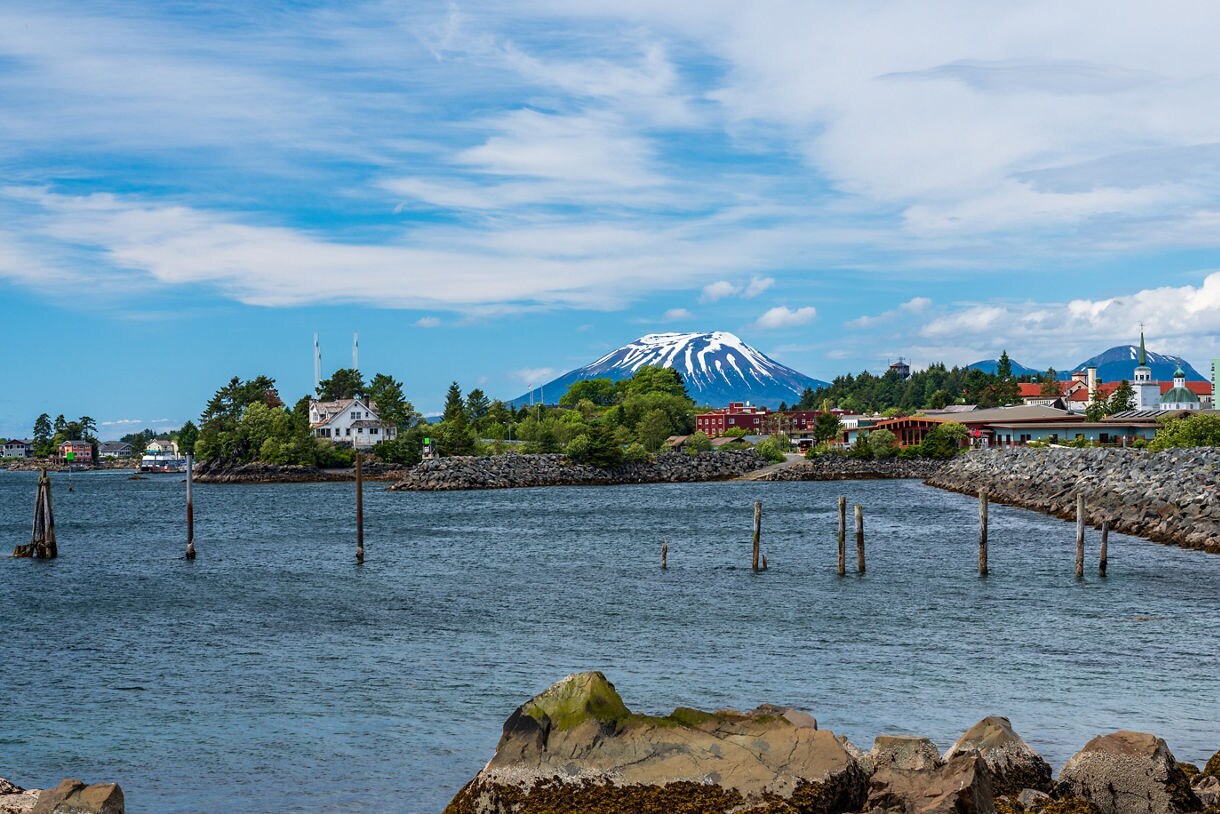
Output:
[872, 736, 943, 772]
[0, 779, 39, 814]
[30, 780, 123, 814]
[444, 671, 868, 813]
[1206, 752, 1220, 779]
[945, 716, 1054, 795]
[1019, 789, 1054, 812]
[867, 752, 994, 814]
[1059, 731, 1201, 814]
[1191, 776, 1219, 809]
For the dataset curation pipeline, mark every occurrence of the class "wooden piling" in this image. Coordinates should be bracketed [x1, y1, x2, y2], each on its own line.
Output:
[761, 553, 768, 570]
[1075, 493, 1085, 579]
[355, 453, 364, 564]
[837, 496, 846, 576]
[752, 501, 762, 572]
[854, 504, 865, 574]
[978, 491, 988, 576]
[15, 470, 57, 559]
[1099, 521, 1108, 577]
[185, 453, 196, 560]
[661, 538, 668, 570]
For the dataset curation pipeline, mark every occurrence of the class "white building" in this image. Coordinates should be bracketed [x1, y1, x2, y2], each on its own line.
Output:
[1131, 332, 1161, 411]
[309, 397, 397, 449]
[2, 439, 32, 458]
[146, 438, 179, 455]
[1160, 363, 1201, 411]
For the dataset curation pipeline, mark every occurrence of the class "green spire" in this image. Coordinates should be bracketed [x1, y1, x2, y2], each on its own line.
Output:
[1174, 358, 1185, 379]
[1137, 331, 1147, 367]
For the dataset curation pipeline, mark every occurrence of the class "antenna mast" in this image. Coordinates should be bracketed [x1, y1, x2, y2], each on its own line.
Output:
[313, 332, 321, 390]
[353, 331, 359, 372]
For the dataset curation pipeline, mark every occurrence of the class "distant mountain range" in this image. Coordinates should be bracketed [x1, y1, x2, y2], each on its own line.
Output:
[968, 345, 1207, 383]
[509, 331, 829, 408]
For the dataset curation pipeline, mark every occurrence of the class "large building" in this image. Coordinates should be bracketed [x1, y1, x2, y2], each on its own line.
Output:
[694, 402, 769, 436]
[309, 397, 398, 449]
[1160, 363, 1201, 410]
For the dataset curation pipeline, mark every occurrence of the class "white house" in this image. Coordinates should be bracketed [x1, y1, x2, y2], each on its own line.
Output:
[146, 438, 179, 456]
[99, 441, 133, 458]
[309, 397, 397, 449]
[2, 439, 32, 458]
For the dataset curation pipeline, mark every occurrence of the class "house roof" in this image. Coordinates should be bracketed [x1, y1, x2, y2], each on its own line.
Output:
[99, 441, 131, 451]
[4, 439, 32, 446]
[1160, 386, 1200, 404]
[924, 404, 1080, 423]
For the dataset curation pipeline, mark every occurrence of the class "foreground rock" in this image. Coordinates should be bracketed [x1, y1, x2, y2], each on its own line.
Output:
[445, 671, 868, 813]
[1, 779, 123, 814]
[925, 448, 1220, 554]
[867, 752, 994, 814]
[392, 451, 770, 491]
[944, 715, 1054, 796]
[0, 779, 38, 814]
[1059, 732, 1202, 814]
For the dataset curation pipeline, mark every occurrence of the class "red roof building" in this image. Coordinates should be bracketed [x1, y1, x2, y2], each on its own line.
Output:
[694, 402, 770, 437]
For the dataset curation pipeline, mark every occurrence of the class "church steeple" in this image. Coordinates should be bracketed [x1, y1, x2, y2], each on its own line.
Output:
[1137, 331, 1147, 367]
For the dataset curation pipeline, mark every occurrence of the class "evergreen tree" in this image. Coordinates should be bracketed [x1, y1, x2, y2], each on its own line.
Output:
[1040, 368, 1061, 397]
[367, 373, 418, 429]
[1085, 387, 1110, 422]
[1108, 380, 1136, 414]
[465, 388, 490, 422]
[316, 368, 365, 400]
[996, 351, 1014, 379]
[33, 414, 52, 456]
[178, 421, 199, 455]
[442, 382, 465, 421]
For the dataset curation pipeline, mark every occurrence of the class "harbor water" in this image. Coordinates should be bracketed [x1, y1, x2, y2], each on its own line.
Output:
[1, 469, 1217, 813]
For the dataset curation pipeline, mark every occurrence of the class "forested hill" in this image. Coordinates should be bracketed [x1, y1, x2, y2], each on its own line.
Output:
[796, 360, 1025, 413]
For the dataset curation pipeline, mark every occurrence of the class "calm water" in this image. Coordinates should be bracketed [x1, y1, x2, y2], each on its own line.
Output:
[1, 470, 1217, 813]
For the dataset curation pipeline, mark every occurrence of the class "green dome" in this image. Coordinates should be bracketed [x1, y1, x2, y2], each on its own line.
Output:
[1160, 386, 1199, 404]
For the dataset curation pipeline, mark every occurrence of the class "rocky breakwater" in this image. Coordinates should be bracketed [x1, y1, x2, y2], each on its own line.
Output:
[447, 672, 1220, 814]
[389, 450, 769, 491]
[925, 448, 1220, 554]
[757, 457, 946, 481]
[192, 459, 409, 484]
[0, 778, 123, 814]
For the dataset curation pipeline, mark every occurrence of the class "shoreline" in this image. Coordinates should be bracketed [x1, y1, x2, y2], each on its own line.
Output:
[924, 447, 1219, 555]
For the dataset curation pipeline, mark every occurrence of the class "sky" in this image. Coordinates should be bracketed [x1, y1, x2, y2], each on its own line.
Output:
[4, 1, 1220, 437]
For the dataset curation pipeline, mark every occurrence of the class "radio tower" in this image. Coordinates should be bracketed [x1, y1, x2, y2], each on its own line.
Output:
[353, 331, 359, 371]
[313, 332, 321, 390]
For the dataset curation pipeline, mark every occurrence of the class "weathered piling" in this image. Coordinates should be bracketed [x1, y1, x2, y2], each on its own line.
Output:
[978, 491, 988, 576]
[837, 496, 846, 576]
[1099, 521, 1109, 577]
[14, 470, 57, 559]
[854, 504, 865, 574]
[661, 538, 668, 570]
[752, 501, 762, 572]
[185, 453, 196, 560]
[355, 453, 365, 565]
[761, 554, 768, 570]
[1075, 493, 1085, 579]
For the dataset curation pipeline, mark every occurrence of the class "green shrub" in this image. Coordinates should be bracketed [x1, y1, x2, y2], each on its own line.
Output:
[623, 442, 650, 463]
[685, 431, 712, 455]
[897, 445, 922, 459]
[722, 427, 748, 438]
[804, 442, 843, 459]
[869, 428, 898, 459]
[847, 437, 873, 459]
[754, 437, 787, 463]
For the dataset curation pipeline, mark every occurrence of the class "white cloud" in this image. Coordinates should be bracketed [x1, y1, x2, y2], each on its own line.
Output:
[743, 276, 774, 298]
[847, 296, 935, 329]
[101, 418, 144, 426]
[662, 307, 693, 321]
[414, 316, 442, 328]
[755, 305, 817, 329]
[701, 280, 739, 302]
[511, 367, 558, 385]
[912, 272, 1220, 366]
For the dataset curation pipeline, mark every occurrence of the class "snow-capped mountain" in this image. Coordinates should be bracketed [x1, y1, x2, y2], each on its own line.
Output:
[1068, 346, 1206, 383]
[510, 331, 829, 408]
[967, 358, 1041, 377]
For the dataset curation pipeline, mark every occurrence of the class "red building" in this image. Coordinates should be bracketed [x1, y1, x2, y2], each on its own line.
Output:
[695, 402, 770, 436]
[58, 440, 93, 464]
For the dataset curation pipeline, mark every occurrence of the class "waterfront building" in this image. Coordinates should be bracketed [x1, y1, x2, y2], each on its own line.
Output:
[57, 440, 93, 464]
[309, 397, 398, 449]
[146, 438, 180, 456]
[694, 402, 770, 437]
[99, 441, 133, 458]
[2, 439, 32, 458]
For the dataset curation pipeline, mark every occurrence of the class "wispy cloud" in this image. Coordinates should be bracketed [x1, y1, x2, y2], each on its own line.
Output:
[414, 316, 442, 328]
[511, 367, 558, 386]
[662, 307, 694, 321]
[755, 305, 817, 329]
[846, 296, 932, 329]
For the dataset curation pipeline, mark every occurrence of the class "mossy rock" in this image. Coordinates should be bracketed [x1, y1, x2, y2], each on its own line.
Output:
[1182, 763, 1201, 779]
[519, 671, 630, 731]
[996, 796, 1025, 814]
[1206, 751, 1220, 778]
[1041, 798, 1101, 814]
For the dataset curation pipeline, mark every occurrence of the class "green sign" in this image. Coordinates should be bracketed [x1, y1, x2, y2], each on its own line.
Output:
[424, 437, 431, 445]
[65, 452, 75, 460]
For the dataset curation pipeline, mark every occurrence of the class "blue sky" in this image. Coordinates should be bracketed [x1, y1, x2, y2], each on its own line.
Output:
[4, 1, 1220, 437]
